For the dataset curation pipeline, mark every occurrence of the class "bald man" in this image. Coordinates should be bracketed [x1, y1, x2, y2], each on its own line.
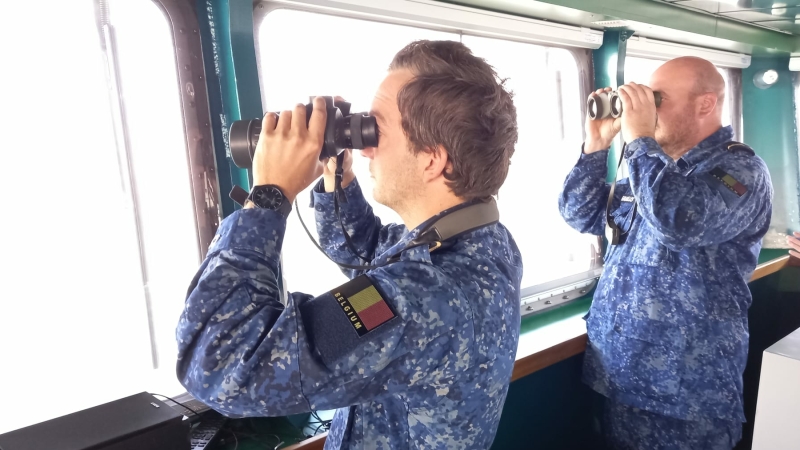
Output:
[559, 56, 773, 449]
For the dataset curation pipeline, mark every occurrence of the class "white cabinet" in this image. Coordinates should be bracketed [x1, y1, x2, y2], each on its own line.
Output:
[752, 326, 800, 450]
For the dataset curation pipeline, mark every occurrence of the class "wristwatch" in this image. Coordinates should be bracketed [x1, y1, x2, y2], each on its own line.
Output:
[247, 184, 292, 219]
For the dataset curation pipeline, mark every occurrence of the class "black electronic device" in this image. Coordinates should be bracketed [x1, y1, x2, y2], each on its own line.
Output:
[189, 410, 226, 450]
[0, 392, 190, 450]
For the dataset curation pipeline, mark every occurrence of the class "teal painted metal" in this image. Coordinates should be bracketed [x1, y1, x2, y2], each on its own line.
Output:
[226, 0, 264, 127]
[197, 1, 235, 216]
[491, 355, 595, 449]
[592, 30, 632, 183]
[443, 0, 800, 53]
[743, 57, 800, 244]
[197, 0, 262, 217]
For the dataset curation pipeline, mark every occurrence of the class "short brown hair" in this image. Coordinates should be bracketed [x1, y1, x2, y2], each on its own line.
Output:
[389, 40, 518, 201]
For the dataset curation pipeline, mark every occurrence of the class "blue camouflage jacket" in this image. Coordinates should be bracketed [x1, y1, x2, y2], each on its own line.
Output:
[176, 177, 523, 449]
[558, 126, 772, 422]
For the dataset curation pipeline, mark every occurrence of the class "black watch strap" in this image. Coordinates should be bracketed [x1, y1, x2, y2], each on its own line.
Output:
[247, 184, 292, 219]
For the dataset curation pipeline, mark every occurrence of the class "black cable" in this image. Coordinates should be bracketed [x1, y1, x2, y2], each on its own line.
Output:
[311, 422, 327, 436]
[230, 429, 239, 450]
[332, 152, 371, 263]
[309, 411, 331, 430]
[149, 393, 200, 417]
[293, 155, 379, 272]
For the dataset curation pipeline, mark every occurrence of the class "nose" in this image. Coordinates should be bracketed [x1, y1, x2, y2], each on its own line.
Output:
[360, 146, 375, 160]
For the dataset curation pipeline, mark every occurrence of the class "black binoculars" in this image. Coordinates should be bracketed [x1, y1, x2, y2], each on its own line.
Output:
[228, 96, 378, 169]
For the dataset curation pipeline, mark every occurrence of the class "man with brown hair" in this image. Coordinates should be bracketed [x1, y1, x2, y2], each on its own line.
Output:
[176, 40, 522, 449]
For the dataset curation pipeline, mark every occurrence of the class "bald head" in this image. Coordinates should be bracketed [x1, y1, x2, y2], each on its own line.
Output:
[648, 56, 727, 158]
[656, 56, 725, 107]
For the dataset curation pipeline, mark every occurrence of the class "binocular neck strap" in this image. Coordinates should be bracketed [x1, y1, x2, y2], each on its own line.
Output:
[297, 197, 500, 272]
[409, 198, 499, 249]
[381, 198, 500, 268]
[333, 152, 371, 263]
[605, 143, 638, 247]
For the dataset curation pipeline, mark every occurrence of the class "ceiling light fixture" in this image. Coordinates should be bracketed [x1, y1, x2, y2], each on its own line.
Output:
[753, 69, 779, 89]
[772, 3, 788, 15]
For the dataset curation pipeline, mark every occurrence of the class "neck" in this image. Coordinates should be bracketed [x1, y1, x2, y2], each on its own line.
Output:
[662, 123, 723, 160]
[399, 193, 466, 231]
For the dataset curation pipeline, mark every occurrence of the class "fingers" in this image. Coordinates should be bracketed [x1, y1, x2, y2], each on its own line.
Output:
[324, 148, 353, 173]
[642, 85, 655, 104]
[276, 109, 292, 135]
[626, 82, 647, 104]
[307, 96, 327, 144]
[618, 84, 637, 107]
[617, 87, 633, 110]
[291, 102, 307, 135]
[262, 112, 278, 136]
[618, 83, 657, 111]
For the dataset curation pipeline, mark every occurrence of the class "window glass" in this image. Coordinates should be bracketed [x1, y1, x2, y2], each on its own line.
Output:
[111, 0, 201, 397]
[258, 9, 597, 294]
[461, 36, 594, 287]
[0, 0, 196, 433]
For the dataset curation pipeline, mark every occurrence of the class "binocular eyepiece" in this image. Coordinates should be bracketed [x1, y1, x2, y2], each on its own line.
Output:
[229, 96, 379, 169]
[587, 90, 662, 120]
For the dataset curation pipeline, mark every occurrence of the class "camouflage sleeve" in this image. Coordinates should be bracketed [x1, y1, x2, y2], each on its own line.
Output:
[176, 209, 469, 417]
[625, 137, 773, 250]
[311, 177, 407, 278]
[558, 148, 611, 236]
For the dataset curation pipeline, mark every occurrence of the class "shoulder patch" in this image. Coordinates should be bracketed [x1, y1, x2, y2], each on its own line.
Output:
[299, 274, 400, 370]
[332, 275, 396, 337]
[710, 167, 748, 197]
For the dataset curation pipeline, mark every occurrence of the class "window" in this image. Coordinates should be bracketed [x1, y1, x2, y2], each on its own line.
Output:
[255, 8, 598, 299]
[0, 0, 201, 433]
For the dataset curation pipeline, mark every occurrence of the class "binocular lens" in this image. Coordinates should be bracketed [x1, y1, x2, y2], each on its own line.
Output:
[340, 113, 378, 150]
[611, 93, 623, 117]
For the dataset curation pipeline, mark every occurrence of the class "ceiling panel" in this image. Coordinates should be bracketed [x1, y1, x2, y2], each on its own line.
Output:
[670, 0, 800, 7]
[752, 19, 800, 32]
[655, 0, 800, 35]
[670, 1, 744, 14]
[720, 7, 800, 22]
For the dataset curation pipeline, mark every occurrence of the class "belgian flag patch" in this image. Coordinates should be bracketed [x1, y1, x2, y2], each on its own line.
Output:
[331, 275, 396, 337]
[710, 167, 747, 197]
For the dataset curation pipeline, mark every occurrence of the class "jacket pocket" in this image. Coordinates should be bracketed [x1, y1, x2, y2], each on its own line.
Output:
[607, 312, 685, 403]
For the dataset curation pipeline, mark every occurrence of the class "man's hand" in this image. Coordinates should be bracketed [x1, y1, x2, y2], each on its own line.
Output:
[321, 96, 356, 193]
[323, 149, 355, 193]
[584, 87, 621, 154]
[788, 231, 800, 259]
[618, 82, 657, 143]
[250, 96, 327, 203]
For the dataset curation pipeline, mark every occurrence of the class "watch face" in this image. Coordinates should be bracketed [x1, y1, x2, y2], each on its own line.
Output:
[253, 186, 284, 210]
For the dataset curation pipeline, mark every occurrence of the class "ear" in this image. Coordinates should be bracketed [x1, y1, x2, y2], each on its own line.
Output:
[697, 93, 717, 118]
[420, 145, 450, 183]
